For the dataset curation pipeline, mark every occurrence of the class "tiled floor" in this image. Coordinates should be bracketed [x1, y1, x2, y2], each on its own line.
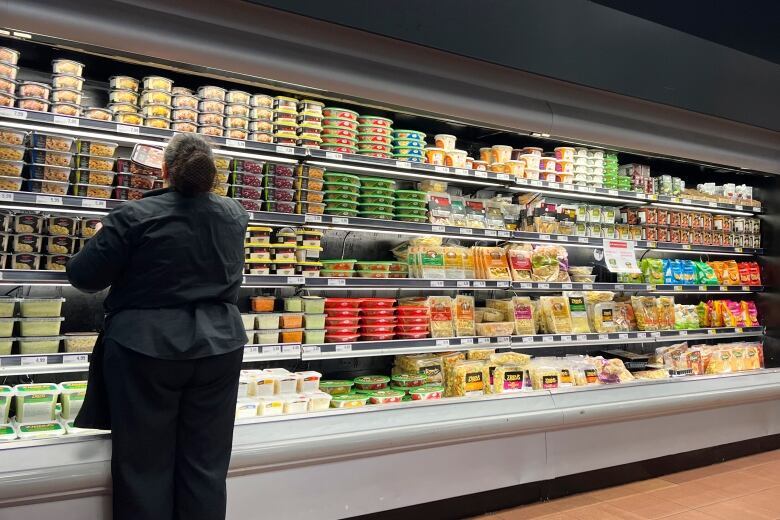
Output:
[474, 449, 780, 519]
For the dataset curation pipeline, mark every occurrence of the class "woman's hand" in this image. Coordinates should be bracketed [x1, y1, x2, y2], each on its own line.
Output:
[95, 222, 103, 233]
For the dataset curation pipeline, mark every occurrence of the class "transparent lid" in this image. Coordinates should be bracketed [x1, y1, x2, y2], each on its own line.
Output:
[19, 317, 65, 322]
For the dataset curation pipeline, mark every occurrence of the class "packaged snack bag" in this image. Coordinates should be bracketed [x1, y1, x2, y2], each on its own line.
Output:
[641, 258, 664, 284]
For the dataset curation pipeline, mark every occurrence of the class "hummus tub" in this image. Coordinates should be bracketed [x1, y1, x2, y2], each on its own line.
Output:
[13, 383, 59, 423]
[330, 393, 369, 408]
[58, 381, 87, 420]
[393, 153, 424, 163]
[19, 297, 64, 317]
[0, 386, 11, 422]
[353, 375, 390, 391]
[19, 317, 64, 337]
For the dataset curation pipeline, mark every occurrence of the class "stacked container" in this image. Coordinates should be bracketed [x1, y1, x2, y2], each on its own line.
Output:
[48, 59, 85, 117]
[392, 129, 426, 164]
[321, 107, 359, 156]
[323, 171, 360, 218]
[356, 115, 393, 159]
[212, 152, 232, 196]
[247, 297, 304, 345]
[296, 99, 324, 149]
[244, 225, 273, 275]
[224, 89, 251, 141]
[73, 138, 119, 199]
[320, 259, 356, 278]
[228, 157, 264, 204]
[598, 150, 616, 189]
[295, 227, 323, 278]
[395, 304, 431, 340]
[324, 298, 361, 343]
[237, 367, 328, 417]
[359, 298, 397, 341]
[17, 297, 65, 355]
[293, 164, 325, 216]
[272, 96, 299, 146]
[393, 189, 427, 223]
[197, 85, 225, 138]
[108, 75, 142, 126]
[260, 161, 293, 213]
[572, 147, 589, 186]
[0, 46, 20, 109]
[169, 86, 198, 133]
[248, 94, 273, 143]
[25, 131, 75, 198]
[358, 176, 395, 220]
[285, 296, 325, 343]
[12, 382, 65, 439]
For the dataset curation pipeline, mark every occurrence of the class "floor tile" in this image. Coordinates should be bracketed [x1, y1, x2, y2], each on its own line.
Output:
[608, 492, 690, 519]
[566, 503, 646, 520]
[696, 497, 775, 520]
[590, 478, 678, 501]
[743, 460, 780, 483]
[644, 480, 739, 509]
[660, 511, 717, 520]
[694, 469, 777, 495]
[664, 464, 732, 484]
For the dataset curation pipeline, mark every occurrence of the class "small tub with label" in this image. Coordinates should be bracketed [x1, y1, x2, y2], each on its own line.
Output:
[296, 371, 322, 393]
[13, 383, 59, 423]
[257, 397, 284, 416]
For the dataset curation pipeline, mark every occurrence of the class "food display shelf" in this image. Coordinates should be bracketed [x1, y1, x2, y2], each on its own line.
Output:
[242, 343, 301, 362]
[301, 335, 512, 360]
[241, 275, 304, 287]
[304, 277, 512, 290]
[510, 282, 764, 293]
[635, 240, 763, 255]
[511, 178, 762, 215]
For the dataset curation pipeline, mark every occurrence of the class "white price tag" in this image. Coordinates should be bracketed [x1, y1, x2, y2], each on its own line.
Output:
[709, 202, 718, 207]
[286, 277, 304, 284]
[735, 205, 744, 210]
[436, 339, 450, 347]
[326, 217, 348, 226]
[453, 168, 467, 176]
[262, 345, 282, 355]
[734, 247, 743, 253]
[583, 284, 593, 290]
[608, 189, 619, 196]
[0, 108, 27, 119]
[396, 160, 412, 169]
[460, 338, 474, 345]
[557, 235, 569, 242]
[742, 286, 751, 291]
[226, 139, 245, 148]
[474, 170, 488, 178]
[22, 356, 48, 366]
[682, 198, 692, 204]
[651, 331, 661, 337]
[430, 280, 445, 287]
[116, 123, 140, 135]
[335, 344, 352, 352]
[522, 336, 535, 343]
[598, 334, 609, 341]
[302, 346, 321, 354]
[325, 152, 343, 161]
[707, 329, 717, 336]
[541, 335, 554, 343]
[720, 286, 728, 291]
[615, 284, 625, 290]
[82, 198, 106, 209]
[456, 280, 471, 288]
[578, 237, 589, 244]
[637, 332, 647, 339]
[679, 330, 688, 336]
[53, 115, 79, 126]
[562, 283, 572, 290]
[530, 180, 541, 186]
[432, 225, 446, 233]
[276, 145, 295, 155]
[540, 234, 551, 240]
[36, 195, 62, 205]
[698, 286, 708, 291]
[674, 286, 683, 292]
[560, 335, 572, 342]
[63, 354, 88, 364]
[460, 228, 473, 235]
[734, 327, 743, 333]
[244, 346, 259, 356]
[473, 280, 486, 288]
[753, 207, 760, 212]
[0, 192, 14, 202]
[636, 193, 646, 199]
[682, 244, 692, 250]
[497, 173, 511, 181]
[305, 214, 322, 223]
[538, 283, 550, 289]
[498, 230, 511, 238]
[477, 337, 491, 344]
[576, 335, 588, 341]
[497, 336, 510, 344]
[520, 283, 532, 289]
[327, 278, 346, 286]
[619, 333, 629, 339]
[434, 166, 449, 173]
[484, 229, 497, 237]
[282, 344, 299, 354]
[497, 281, 510, 288]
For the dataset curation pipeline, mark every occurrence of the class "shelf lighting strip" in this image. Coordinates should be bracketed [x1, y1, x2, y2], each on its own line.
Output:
[650, 202, 756, 217]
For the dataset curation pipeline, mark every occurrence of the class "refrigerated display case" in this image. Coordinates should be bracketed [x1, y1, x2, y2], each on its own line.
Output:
[0, 7, 777, 519]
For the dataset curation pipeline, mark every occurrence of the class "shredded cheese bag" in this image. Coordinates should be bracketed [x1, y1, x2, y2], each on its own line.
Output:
[511, 297, 536, 335]
[453, 295, 476, 337]
[428, 296, 455, 338]
[565, 292, 591, 333]
[446, 360, 489, 397]
[540, 296, 572, 333]
[492, 364, 527, 393]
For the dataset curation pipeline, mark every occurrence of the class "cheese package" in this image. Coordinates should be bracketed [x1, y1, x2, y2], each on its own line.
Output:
[396, 354, 445, 384]
[446, 360, 489, 397]
[444, 246, 465, 279]
[511, 297, 536, 335]
[453, 295, 476, 337]
[485, 299, 514, 321]
[476, 247, 512, 280]
[506, 244, 532, 281]
[631, 296, 659, 331]
[529, 363, 560, 390]
[591, 302, 617, 333]
[540, 296, 573, 333]
[428, 296, 455, 338]
[656, 296, 675, 330]
[565, 292, 591, 333]
[492, 364, 528, 393]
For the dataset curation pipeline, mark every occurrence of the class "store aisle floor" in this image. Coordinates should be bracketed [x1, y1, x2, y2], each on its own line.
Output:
[473, 449, 780, 519]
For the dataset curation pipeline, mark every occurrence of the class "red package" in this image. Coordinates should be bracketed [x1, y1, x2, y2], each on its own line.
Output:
[738, 262, 751, 285]
[749, 262, 762, 285]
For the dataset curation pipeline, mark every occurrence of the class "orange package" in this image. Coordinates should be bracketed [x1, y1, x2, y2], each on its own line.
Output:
[723, 260, 740, 285]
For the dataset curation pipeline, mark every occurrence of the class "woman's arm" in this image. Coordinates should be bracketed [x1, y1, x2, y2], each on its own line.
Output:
[66, 206, 135, 293]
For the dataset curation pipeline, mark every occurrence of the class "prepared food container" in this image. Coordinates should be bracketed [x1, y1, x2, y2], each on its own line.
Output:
[307, 391, 332, 412]
[0, 78, 13, 95]
[73, 183, 112, 199]
[172, 95, 198, 111]
[139, 103, 170, 119]
[0, 159, 22, 178]
[58, 381, 87, 419]
[75, 154, 115, 171]
[0, 92, 15, 107]
[282, 394, 310, 415]
[235, 398, 259, 419]
[140, 89, 172, 105]
[409, 385, 444, 400]
[232, 184, 263, 201]
[115, 172, 155, 190]
[14, 383, 59, 423]
[0, 47, 20, 65]
[13, 233, 43, 253]
[143, 76, 172, 92]
[254, 329, 279, 344]
[145, 117, 171, 129]
[11, 253, 41, 270]
[0, 143, 24, 162]
[0, 61, 19, 81]
[303, 314, 326, 330]
[198, 85, 226, 101]
[235, 198, 261, 212]
[52, 59, 84, 76]
[393, 153, 424, 163]
[19, 317, 64, 337]
[43, 254, 70, 271]
[51, 102, 81, 117]
[109, 89, 139, 104]
[251, 296, 276, 313]
[319, 380, 354, 396]
[0, 127, 25, 147]
[13, 213, 43, 234]
[274, 373, 299, 395]
[0, 318, 15, 337]
[44, 235, 76, 254]
[44, 216, 76, 236]
[18, 81, 51, 99]
[330, 393, 368, 408]
[29, 148, 74, 168]
[18, 335, 62, 355]
[368, 389, 404, 405]
[114, 112, 143, 126]
[295, 371, 322, 393]
[113, 186, 148, 201]
[0, 297, 17, 318]
[353, 375, 390, 391]
[303, 328, 325, 343]
[109, 76, 139, 91]
[0, 386, 11, 422]
[18, 97, 50, 112]
[63, 333, 98, 353]
[251, 94, 273, 108]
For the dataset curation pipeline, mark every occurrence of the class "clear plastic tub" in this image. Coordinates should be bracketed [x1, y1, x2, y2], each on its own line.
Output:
[13, 383, 59, 423]
[330, 394, 369, 408]
[361, 316, 397, 326]
[280, 328, 303, 343]
[0, 159, 23, 177]
[20, 297, 64, 317]
[360, 307, 397, 317]
[29, 148, 74, 168]
[0, 386, 12, 422]
[58, 381, 87, 419]
[257, 397, 284, 416]
[241, 314, 256, 331]
[0, 318, 16, 337]
[307, 392, 332, 412]
[409, 386, 444, 400]
[353, 375, 390, 391]
[235, 398, 259, 419]
[250, 372, 278, 398]
[254, 330, 279, 344]
[255, 313, 281, 330]
[301, 297, 325, 314]
[304, 314, 326, 329]
[275, 374, 299, 395]
[15, 421, 66, 439]
[0, 424, 16, 441]
[26, 178, 69, 196]
[11, 253, 41, 270]
[368, 389, 404, 405]
[19, 318, 64, 337]
[304, 329, 325, 344]
[296, 371, 322, 393]
[63, 333, 98, 353]
[0, 127, 25, 147]
[73, 183, 112, 199]
[0, 297, 16, 318]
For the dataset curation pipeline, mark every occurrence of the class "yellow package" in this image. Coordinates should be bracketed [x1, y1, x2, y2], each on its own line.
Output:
[486, 299, 514, 321]
[467, 348, 495, 361]
[461, 247, 475, 279]
[444, 246, 465, 279]
[453, 295, 476, 337]
[743, 343, 762, 370]
[565, 292, 591, 333]
[511, 297, 536, 335]
[540, 296, 572, 333]
[705, 347, 732, 374]
[397, 354, 445, 383]
[489, 351, 531, 366]
[656, 296, 675, 330]
[492, 364, 528, 393]
[591, 302, 617, 333]
[446, 360, 489, 397]
[631, 296, 658, 331]
[428, 296, 455, 338]
[482, 247, 512, 280]
[529, 364, 560, 390]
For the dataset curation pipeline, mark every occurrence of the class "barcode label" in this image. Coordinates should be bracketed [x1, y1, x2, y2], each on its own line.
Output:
[674, 286, 683, 291]
[396, 161, 412, 169]
[82, 199, 106, 209]
[63, 354, 88, 364]
[583, 284, 593, 290]
[116, 124, 139, 135]
[735, 205, 743, 210]
[325, 152, 343, 160]
[637, 332, 647, 339]
[36, 195, 62, 205]
[497, 336, 510, 343]
[679, 330, 688, 336]
[304, 214, 322, 223]
[430, 280, 445, 287]
[708, 329, 717, 335]
[608, 189, 619, 196]
[226, 139, 245, 148]
[332, 217, 349, 225]
[682, 198, 692, 204]
[734, 327, 743, 333]
[460, 338, 474, 345]
[335, 344, 352, 352]
[263, 345, 281, 355]
[21, 356, 48, 366]
[562, 284, 572, 289]
[53, 115, 79, 126]
[456, 281, 471, 288]
[453, 168, 467, 175]
[436, 339, 450, 347]
[434, 166, 449, 173]
[615, 284, 625, 290]
[520, 283, 532, 289]
[276, 145, 295, 154]
[709, 202, 718, 207]
[0, 108, 26, 119]
[497, 281, 510, 288]
[682, 244, 692, 250]
[327, 278, 346, 286]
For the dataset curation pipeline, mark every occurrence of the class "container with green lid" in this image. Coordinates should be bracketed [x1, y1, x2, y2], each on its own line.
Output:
[320, 269, 354, 277]
[319, 380, 354, 396]
[394, 206, 427, 217]
[359, 194, 395, 205]
[325, 207, 359, 217]
[324, 190, 359, 203]
[353, 375, 390, 391]
[368, 389, 405, 404]
[361, 186, 396, 197]
[324, 199, 359, 211]
[395, 189, 426, 201]
[394, 198, 426, 209]
[324, 181, 360, 194]
[330, 393, 369, 408]
[324, 172, 360, 184]
[393, 153, 425, 163]
[389, 385, 411, 395]
[393, 139, 425, 148]
[359, 202, 394, 213]
[396, 213, 428, 223]
[409, 385, 444, 400]
[359, 177, 396, 189]
[391, 374, 428, 387]
[359, 211, 394, 221]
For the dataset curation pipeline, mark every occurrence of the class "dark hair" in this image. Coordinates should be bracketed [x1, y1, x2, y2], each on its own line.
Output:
[164, 133, 216, 196]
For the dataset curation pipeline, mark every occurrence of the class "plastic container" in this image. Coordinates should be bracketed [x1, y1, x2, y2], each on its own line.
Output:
[325, 333, 360, 343]
[63, 333, 98, 353]
[19, 317, 64, 337]
[13, 383, 59, 423]
[0, 386, 11, 422]
[280, 328, 303, 343]
[0, 159, 23, 177]
[254, 330, 279, 344]
[360, 324, 396, 335]
[0, 297, 16, 318]
[282, 395, 310, 415]
[303, 313, 326, 330]
[409, 385, 444, 400]
[302, 329, 324, 344]
[307, 392, 332, 412]
[295, 371, 322, 393]
[279, 313, 303, 329]
[353, 375, 390, 391]
[360, 308, 397, 318]
[58, 381, 87, 419]
[250, 296, 275, 313]
[275, 373, 299, 395]
[235, 398, 259, 419]
[319, 380, 354, 396]
[330, 394, 369, 408]
[19, 297, 64, 317]
[255, 313, 281, 330]
[0, 318, 15, 338]
[368, 389, 404, 405]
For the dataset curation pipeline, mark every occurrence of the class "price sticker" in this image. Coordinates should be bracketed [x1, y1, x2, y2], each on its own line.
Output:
[282, 344, 299, 354]
[734, 327, 743, 333]
[36, 195, 62, 205]
[608, 189, 619, 196]
[615, 284, 625, 290]
[460, 228, 473, 235]
[63, 354, 88, 364]
[434, 166, 449, 174]
[116, 123, 140, 135]
[539, 234, 551, 240]
[302, 346, 321, 354]
[276, 145, 295, 155]
[698, 286, 708, 291]
[521, 336, 535, 343]
[682, 198, 692, 204]
[226, 139, 245, 148]
[647, 241, 657, 248]
[335, 344, 352, 352]
[541, 335, 554, 343]
[0, 192, 13, 202]
[456, 281, 471, 288]
[619, 333, 629, 340]
[477, 337, 492, 344]
[636, 193, 646, 199]
[263, 345, 282, 355]
[497, 173, 511, 181]
[538, 283, 550, 289]
[708, 329, 717, 335]
[674, 286, 683, 292]
[651, 331, 661, 338]
[734, 247, 743, 253]
[325, 152, 343, 161]
[637, 332, 648, 339]
[82, 198, 107, 209]
[430, 280, 445, 287]
[286, 277, 304, 284]
[530, 180, 541, 186]
[305, 214, 322, 223]
[583, 284, 593, 290]
[671, 197, 681, 203]
[327, 278, 346, 286]
[497, 281, 510, 288]
[753, 207, 761, 212]
[432, 225, 446, 233]
[742, 286, 751, 291]
[474, 170, 488, 178]
[709, 202, 718, 207]
[0, 108, 27, 119]
[484, 229, 497, 237]
[682, 244, 692, 250]
[557, 235, 569, 242]
[679, 330, 688, 336]
[562, 283, 572, 290]
[332, 217, 349, 225]
[22, 356, 48, 366]
[244, 346, 259, 356]
[396, 161, 412, 169]
[549, 182, 561, 189]
[53, 115, 79, 126]
[436, 339, 450, 347]
[498, 230, 511, 238]
[598, 334, 609, 341]
[453, 168, 467, 175]
[578, 237, 589, 244]
[497, 336, 510, 344]
[520, 283, 532, 289]
[576, 335, 588, 341]
[735, 205, 744, 210]
[560, 335, 572, 342]
[460, 338, 474, 345]
[720, 286, 728, 292]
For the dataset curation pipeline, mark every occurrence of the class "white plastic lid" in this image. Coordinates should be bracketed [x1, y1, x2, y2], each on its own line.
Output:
[14, 383, 58, 396]
[263, 368, 290, 376]
[19, 317, 65, 322]
[20, 297, 65, 302]
[15, 420, 66, 439]
[59, 381, 87, 395]
[295, 371, 322, 379]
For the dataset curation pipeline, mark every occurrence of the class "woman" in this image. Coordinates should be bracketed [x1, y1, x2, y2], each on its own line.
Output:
[67, 133, 249, 520]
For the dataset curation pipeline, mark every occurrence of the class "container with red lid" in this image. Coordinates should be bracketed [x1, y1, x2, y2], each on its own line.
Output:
[360, 308, 396, 317]
[360, 324, 395, 335]
[359, 298, 396, 309]
[397, 306, 429, 317]
[325, 317, 361, 327]
[325, 298, 361, 309]
[396, 332, 429, 340]
[396, 324, 429, 334]
[398, 316, 430, 325]
[325, 326, 360, 335]
[325, 333, 360, 343]
[324, 308, 360, 318]
[361, 316, 397, 326]
[361, 333, 395, 341]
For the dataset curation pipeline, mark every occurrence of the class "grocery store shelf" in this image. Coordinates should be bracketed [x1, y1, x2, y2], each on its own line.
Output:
[242, 343, 301, 362]
[304, 277, 511, 290]
[636, 240, 762, 255]
[301, 335, 511, 360]
[0, 269, 70, 286]
[242, 275, 304, 287]
[0, 351, 89, 376]
[511, 282, 764, 293]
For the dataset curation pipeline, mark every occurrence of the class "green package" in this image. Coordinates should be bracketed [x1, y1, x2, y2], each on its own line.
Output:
[640, 258, 664, 284]
[694, 261, 719, 285]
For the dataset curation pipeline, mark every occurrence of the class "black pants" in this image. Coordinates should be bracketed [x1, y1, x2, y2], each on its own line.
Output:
[103, 341, 243, 520]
